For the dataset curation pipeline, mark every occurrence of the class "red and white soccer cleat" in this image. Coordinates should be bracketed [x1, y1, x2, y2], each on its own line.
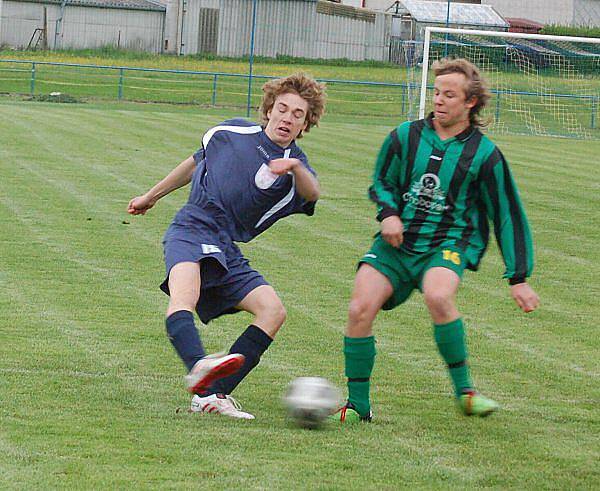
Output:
[184, 353, 245, 395]
[190, 393, 255, 419]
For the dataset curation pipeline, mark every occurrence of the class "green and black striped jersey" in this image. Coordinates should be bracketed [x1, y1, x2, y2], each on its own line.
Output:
[369, 113, 534, 283]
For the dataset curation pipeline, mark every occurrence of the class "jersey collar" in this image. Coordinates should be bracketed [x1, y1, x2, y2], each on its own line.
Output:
[425, 112, 478, 143]
[259, 127, 296, 155]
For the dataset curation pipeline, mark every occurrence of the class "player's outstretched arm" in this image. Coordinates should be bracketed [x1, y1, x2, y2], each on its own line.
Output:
[269, 158, 320, 202]
[510, 282, 540, 313]
[127, 155, 196, 215]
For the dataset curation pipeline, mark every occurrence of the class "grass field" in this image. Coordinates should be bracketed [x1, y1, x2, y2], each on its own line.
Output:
[1, 98, 599, 489]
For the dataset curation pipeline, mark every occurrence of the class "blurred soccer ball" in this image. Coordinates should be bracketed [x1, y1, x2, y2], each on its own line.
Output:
[283, 377, 341, 429]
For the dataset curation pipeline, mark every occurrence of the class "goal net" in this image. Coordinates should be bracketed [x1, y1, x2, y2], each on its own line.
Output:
[412, 27, 600, 139]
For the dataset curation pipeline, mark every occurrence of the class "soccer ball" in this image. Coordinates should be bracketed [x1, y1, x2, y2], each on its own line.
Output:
[283, 377, 341, 429]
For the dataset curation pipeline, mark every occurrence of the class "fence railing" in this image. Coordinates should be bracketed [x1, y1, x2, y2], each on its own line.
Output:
[0, 59, 412, 120]
[1, 59, 598, 136]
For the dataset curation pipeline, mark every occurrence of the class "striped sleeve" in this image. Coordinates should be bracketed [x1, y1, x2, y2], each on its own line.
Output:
[368, 129, 404, 221]
[479, 148, 534, 283]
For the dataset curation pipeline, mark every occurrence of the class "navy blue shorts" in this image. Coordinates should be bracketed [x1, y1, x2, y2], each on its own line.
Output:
[160, 212, 268, 324]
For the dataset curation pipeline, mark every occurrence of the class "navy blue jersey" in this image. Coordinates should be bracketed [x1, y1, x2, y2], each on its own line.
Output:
[178, 118, 316, 242]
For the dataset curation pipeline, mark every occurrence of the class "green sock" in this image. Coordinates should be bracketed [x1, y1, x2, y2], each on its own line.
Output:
[344, 336, 376, 417]
[434, 318, 473, 398]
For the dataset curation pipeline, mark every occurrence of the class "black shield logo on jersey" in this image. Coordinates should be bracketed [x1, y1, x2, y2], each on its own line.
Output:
[422, 175, 438, 191]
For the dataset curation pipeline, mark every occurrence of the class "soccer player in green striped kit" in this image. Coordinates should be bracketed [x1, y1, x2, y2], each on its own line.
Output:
[332, 59, 540, 422]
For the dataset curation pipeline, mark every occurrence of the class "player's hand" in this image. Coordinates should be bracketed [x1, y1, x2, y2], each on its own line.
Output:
[268, 158, 300, 175]
[127, 194, 156, 215]
[510, 282, 540, 313]
[381, 215, 404, 248]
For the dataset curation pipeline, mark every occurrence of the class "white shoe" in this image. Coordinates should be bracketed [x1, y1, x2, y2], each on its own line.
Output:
[184, 353, 245, 395]
[190, 393, 255, 420]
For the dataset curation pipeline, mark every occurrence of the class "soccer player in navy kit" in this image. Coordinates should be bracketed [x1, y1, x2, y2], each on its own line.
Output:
[128, 73, 326, 419]
[332, 59, 540, 423]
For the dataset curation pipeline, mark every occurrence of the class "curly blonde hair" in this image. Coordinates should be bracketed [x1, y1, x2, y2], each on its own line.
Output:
[259, 73, 326, 138]
[432, 58, 491, 127]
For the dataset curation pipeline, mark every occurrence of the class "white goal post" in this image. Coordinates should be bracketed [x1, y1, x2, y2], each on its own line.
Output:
[418, 26, 600, 137]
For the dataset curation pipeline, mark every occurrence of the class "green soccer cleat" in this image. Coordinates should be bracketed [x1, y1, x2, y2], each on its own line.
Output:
[458, 390, 500, 417]
[329, 401, 373, 423]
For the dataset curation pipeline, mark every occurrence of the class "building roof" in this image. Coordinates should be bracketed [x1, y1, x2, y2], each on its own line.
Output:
[505, 18, 545, 30]
[399, 0, 508, 28]
[12, 0, 166, 11]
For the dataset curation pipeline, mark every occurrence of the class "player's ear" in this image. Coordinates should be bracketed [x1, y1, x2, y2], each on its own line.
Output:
[465, 96, 477, 110]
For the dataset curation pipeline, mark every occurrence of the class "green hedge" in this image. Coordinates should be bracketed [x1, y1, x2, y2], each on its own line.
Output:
[540, 25, 600, 39]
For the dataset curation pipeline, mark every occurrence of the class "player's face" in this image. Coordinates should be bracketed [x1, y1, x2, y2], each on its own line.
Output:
[433, 73, 477, 129]
[265, 92, 309, 148]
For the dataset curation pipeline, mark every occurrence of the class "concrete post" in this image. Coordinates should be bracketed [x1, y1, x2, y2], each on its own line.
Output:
[163, 0, 182, 54]
[0, 0, 4, 46]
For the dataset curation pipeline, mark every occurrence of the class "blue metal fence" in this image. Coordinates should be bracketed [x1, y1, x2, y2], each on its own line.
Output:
[0, 60, 412, 117]
[0, 58, 598, 133]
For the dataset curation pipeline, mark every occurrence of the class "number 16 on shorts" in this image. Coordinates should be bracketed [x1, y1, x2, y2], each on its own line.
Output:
[442, 249, 461, 265]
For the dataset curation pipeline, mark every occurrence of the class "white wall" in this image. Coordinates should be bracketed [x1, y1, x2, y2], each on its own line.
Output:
[481, 0, 575, 25]
[484, 0, 600, 26]
[0, 1, 165, 51]
[363, 0, 395, 11]
[346, 0, 452, 13]
[184, 0, 391, 61]
[573, 0, 600, 26]
[342, 0, 394, 11]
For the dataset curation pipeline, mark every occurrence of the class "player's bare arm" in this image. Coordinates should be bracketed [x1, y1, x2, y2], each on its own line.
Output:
[127, 155, 196, 215]
[510, 282, 540, 313]
[269, 157, 320, 202]
[380, 215, 404, 248]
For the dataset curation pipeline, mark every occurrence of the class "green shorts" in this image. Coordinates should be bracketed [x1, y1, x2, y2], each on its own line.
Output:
[359, 236, 466, 310]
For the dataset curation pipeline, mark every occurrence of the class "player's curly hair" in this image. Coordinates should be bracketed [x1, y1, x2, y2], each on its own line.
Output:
[260, 73, 326, 138]
[432, 58, 491, 128]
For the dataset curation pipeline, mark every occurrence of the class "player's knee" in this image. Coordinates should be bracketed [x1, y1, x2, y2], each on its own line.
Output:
[270, 300, 287, 328]
[423, 290, 454, 316]
[257, 297, 287, 330]
[348, 297, 376, 327]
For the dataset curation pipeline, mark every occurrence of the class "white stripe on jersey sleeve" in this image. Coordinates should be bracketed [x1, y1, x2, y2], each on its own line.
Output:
[202, 124, 262, 149]
[255, 149, 294, 228]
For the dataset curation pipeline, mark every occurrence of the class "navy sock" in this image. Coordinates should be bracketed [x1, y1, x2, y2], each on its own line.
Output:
[165, 310, 206, 371]
[209, 325, 272, 395]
